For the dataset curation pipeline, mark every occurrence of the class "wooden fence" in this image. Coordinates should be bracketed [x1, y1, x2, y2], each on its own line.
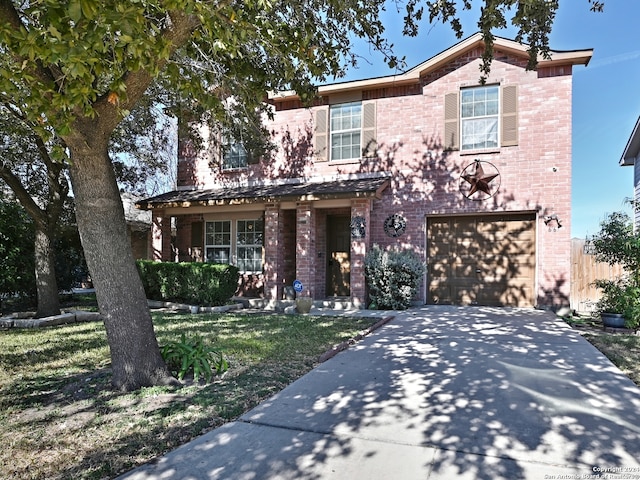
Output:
[570, 238, 625, 313]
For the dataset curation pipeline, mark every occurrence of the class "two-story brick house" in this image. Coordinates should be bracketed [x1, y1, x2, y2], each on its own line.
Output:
[137, 33, 592, 310]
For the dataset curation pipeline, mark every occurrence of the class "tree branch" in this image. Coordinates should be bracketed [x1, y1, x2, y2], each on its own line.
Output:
[89, 10, 202, 136]
[0, 163, 46, 226]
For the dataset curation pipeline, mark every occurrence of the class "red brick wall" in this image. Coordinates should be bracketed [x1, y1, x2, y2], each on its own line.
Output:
[175, 48, 575, 308]
[268, 55, 572, 307]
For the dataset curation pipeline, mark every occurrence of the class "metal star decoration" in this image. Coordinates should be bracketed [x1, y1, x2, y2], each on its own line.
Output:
[460, 160, 501, 200]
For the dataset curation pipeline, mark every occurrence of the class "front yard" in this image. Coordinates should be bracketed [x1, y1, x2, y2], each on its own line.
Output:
[0, 310, 379, 480]
[1, 304, 638, 480]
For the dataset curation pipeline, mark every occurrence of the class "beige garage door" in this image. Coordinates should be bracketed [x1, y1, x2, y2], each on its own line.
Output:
[427, 214, 536, 307]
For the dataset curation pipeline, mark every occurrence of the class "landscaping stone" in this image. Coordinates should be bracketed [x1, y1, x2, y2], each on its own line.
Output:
[0, 310, 102, 329]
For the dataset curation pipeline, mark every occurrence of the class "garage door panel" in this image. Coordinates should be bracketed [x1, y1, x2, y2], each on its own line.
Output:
[429, 260, 450, 277]
[427, 214, 536, 307]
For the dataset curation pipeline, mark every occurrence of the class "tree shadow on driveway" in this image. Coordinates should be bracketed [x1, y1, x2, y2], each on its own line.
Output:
[119, 306, 640, 480]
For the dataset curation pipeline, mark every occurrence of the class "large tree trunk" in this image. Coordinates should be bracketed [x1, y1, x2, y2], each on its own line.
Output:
[67, 135, 177, 391]
[34, 226, 60, 318]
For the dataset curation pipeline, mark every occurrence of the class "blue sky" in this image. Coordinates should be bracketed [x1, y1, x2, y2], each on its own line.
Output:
[340, 1, 640, 240]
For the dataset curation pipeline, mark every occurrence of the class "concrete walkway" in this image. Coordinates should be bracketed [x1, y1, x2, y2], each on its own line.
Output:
[118, 306, 640, 480]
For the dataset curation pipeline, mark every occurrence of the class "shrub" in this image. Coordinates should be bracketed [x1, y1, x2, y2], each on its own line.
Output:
[365, 244, 425, 310]
[591, 210, 640, 329]
[161, 334, 228, 382]
[136, 260, 239, 306]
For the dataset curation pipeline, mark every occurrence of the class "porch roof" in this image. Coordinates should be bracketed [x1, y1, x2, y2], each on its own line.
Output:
[136, 177, 390, 210]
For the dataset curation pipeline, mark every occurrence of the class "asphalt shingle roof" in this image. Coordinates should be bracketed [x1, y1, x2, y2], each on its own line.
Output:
[136, 176, 390, 210]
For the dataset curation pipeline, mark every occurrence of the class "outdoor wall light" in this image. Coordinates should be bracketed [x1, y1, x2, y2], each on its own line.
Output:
[543, 214, 562, 229]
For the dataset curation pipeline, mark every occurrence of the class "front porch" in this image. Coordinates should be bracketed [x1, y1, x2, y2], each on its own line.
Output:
[136, 176, 390, 308]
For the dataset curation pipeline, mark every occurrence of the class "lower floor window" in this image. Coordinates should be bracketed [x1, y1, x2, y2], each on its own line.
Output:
[205, 219, 264, 273]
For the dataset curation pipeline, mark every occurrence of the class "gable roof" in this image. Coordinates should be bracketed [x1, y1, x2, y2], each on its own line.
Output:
[620, 116, 640, 166]
[270, 33, 593, 100]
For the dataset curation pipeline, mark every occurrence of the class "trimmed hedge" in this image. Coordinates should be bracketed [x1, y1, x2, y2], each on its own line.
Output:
[136, 260, 239, 306]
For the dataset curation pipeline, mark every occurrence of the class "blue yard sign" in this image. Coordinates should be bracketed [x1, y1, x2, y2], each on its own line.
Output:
[293, 280, 303, 293]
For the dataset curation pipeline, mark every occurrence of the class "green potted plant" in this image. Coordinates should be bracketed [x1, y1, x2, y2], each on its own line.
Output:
[593, 278, 640, 329]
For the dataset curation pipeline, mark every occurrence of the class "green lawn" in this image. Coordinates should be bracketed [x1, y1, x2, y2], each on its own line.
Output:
[2, 307, 638, 480]
[0, 311, 378, 480]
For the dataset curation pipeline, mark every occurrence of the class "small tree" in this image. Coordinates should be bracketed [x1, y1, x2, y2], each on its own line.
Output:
[591, 211, 640, 328]
[591, 211, 640, 281]
[365, 244, 425, 310]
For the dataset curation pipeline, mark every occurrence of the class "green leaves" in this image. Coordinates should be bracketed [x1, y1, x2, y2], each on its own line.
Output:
[364, 244, 425, 310]
[0, 0, 178, 131]
[591, 211, 640, 275]
[160, 334, 229, 383]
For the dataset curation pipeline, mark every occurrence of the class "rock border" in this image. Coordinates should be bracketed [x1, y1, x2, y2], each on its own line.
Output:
[147, 300, 243, 314]
[0, 301, 246, 329]
[0, 310, 102, 329]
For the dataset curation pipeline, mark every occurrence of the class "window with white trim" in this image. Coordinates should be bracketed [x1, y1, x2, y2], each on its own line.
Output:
[236, 219, 264, 273]
[460, 85, 499, 150]
[204, 219, 264, 273]
[222, 140, 248, 170]
[330, 102, 362, 161]
[205, 221, 231, 264]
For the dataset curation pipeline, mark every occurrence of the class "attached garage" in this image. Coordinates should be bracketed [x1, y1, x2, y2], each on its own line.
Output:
[427, 214, 536, 307]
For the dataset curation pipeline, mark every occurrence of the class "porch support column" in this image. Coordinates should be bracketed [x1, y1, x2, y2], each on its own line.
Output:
[264, 203, 283, 302]
[296, 201, 316, 298]
[151, 211, 172, 261]
[350, 199, 371, 308]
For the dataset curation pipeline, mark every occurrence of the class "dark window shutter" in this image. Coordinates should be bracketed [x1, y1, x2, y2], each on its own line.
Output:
[501, 85, 518, 147]
[247, 148, 259, 165]
[314, 107, 329, 162]
[191, 221, 203, 248]
[444, 92, 459, 150]
[362, 101, 377, 158]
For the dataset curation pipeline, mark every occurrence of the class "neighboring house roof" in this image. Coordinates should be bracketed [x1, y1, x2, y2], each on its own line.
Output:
[269, 32, 593, 101]
[122, 192, 152, 229]
[136, 177, 391, 210]
[620, 116, 640, 166]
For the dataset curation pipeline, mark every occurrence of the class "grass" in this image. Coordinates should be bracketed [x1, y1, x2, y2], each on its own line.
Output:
[0, 308, 379, 480]
[2, 301, 639, 480]
[582, 333, 640, 386]
[564, 312, 640, 387]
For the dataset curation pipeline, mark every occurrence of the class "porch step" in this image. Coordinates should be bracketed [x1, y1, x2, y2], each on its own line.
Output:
[232, 297, 357, 312]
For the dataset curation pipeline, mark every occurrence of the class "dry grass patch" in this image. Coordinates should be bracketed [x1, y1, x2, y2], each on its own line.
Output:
[0, 311, 378, 480]
[583, 332, 640, 386]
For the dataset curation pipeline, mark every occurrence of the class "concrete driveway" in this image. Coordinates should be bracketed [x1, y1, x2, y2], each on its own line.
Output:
[118, 306, 640, 480]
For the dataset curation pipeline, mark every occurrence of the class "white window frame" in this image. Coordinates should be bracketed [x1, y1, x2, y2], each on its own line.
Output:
[221, 134, 248, 170]
[236, 219, 264, 274]
[204, 219, 264, 274]
[330, 101, 362, 161]
[460, 85, 500, 151]
[205, 220, 231, 264]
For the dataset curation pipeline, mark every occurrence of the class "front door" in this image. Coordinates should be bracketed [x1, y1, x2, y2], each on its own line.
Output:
[326, 215, 351, 296]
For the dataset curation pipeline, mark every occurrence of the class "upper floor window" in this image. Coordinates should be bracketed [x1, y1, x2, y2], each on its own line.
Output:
[330, 102, 362, 161]
[445, 84, 517, 151]
[314, 100, 376, 163]
[460, 85, 499, 150]
[222, 139, 248, 170]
